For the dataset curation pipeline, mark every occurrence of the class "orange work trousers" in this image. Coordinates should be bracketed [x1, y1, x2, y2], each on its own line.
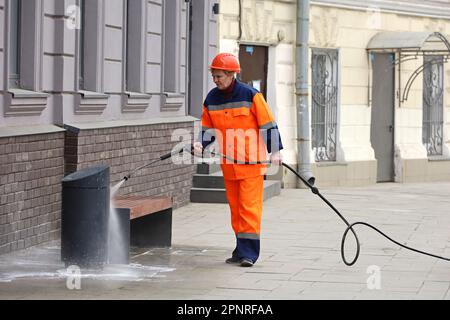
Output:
[224, 175, 264, 263]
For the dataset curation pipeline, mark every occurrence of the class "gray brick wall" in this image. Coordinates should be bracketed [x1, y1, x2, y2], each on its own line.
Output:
[0, 132, 65, 255]
[64, 121, 196, 209]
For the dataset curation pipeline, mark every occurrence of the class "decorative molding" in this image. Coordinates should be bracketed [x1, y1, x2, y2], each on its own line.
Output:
[424, 18, 447, 34]
[0, 124, 65, 138]
[161, 92, 184, 112]
[311, 7, 339, 47]
[241, 0, 276, 45]
[63, 115, 198, 131]
[3, 89, 49, 116]
[122, 92, 152, 113]
[74, 90, 109, 115]
[311, 0, 450, 19]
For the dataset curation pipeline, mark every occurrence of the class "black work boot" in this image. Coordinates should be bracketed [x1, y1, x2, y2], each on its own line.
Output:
[239, 258, 254, 267]
[225, 256, 240, 264]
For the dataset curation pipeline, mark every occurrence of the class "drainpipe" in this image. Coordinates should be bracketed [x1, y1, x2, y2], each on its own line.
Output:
[296, 0, 315, 187]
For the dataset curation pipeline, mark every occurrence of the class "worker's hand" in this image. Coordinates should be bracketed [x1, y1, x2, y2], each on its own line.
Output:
[193, 142, 204, 157]
[269, 151, 283, 165]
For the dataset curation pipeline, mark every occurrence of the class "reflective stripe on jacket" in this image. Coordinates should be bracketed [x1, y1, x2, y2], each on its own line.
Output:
[201, 80, 283, 180]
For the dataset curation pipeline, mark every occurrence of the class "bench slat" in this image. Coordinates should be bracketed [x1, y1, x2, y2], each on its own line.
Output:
[113, 196, 172, 220]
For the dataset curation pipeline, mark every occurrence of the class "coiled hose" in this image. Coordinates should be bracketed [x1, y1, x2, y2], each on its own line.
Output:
[122, 145, 450, 266]
[281, 162, 450, 266]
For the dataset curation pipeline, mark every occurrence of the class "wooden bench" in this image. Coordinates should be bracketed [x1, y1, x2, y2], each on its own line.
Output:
[108, 196, 172, 264]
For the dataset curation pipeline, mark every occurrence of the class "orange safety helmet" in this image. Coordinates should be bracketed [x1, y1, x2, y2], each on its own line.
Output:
[209, 53, 241, 73]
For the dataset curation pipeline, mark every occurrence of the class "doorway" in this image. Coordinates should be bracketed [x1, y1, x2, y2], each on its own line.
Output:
[370, 53, 395, 182]
[238, 45, 268, 98]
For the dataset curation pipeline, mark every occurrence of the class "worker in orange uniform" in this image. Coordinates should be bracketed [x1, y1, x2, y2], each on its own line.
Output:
[193, 53, 283, 267]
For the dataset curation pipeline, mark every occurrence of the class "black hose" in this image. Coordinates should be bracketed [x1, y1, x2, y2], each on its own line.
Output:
[196, 147, 450, 265]
[281, 163, 360, 265]
[282, 162, 450, 266]
[124, 144, 450, 266]
[122, 148, 185, 181]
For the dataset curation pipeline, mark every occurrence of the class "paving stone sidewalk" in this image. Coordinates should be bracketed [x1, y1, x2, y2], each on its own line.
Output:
[1, 182, 450, 300]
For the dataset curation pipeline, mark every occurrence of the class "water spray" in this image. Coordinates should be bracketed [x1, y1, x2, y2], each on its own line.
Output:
[119, 143, 450, 266]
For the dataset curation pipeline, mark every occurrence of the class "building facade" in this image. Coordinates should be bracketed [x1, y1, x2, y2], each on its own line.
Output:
[0, 0, 218, 254]
[218, 0, 450, 187]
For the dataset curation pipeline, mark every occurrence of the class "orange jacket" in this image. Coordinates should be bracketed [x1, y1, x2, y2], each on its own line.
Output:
[201, 80, 283, 180]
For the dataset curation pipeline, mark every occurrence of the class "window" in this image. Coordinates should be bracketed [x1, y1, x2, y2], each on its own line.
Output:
[4, 0, 48, 116]
[76, 0, 104, 93]
[163, 0, 180, 93]
[125, 0, 131, 91]
[8, 0, 21, 88]
[311, 48, 339, 162]
[125, 0, 145, 93]
[161, 0, 185, 111]
[121, 0, 151, 113]
[422, 55, 444, 156]
[78, 0, 85, 89]
[74, 0, 108, 114]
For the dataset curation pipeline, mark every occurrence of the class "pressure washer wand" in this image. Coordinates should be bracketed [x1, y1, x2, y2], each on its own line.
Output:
[122, 147, 186, 181]
[120, 144, 450, 266]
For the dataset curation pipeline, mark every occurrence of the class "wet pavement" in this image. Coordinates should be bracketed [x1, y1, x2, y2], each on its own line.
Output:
[1, 182, 450, 300]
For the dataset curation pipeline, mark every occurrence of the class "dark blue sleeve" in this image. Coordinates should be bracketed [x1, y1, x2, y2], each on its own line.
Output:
[263, 125, 283, 153]
[198, 130, 215, 149]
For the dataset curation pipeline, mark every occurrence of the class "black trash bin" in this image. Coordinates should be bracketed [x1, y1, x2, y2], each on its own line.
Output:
[61, 165, 110, 268]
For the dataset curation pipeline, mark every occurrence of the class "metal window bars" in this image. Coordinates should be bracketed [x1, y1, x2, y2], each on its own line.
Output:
[422, 55, 444, 156]
[311, 49, 338, 162]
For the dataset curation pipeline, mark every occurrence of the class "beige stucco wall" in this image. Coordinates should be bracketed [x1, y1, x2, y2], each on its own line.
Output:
[310, 4, 450, 183]
[219, 0, 299, 187]
[218, 0, 450, 186]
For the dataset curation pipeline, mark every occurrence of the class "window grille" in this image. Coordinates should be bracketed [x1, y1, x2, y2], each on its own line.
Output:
[422, 55, 444, 156]
[311, 49, 339, 162]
